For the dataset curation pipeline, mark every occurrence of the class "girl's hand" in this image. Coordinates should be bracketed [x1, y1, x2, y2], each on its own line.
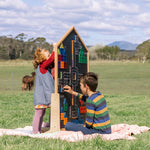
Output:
[63, 85, 73, 94]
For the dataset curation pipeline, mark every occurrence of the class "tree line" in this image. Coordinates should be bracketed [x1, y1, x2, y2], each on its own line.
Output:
[0, 33, 150, 62]
[136, 39, 150, 63]
[0, 33, 53, 60]
[91, 45, 136, 61]
[90, 39, 150, 62]
[95, 45, 120, 60]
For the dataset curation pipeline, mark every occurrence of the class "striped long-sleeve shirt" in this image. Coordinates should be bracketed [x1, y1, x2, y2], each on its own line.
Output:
[78, 92, 111, 134]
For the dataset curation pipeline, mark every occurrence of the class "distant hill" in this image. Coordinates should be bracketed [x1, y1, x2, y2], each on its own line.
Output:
[108, 41, 138, 50]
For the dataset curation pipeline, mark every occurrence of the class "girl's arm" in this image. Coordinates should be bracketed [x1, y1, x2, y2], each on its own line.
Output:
[42, 51, 55, 69]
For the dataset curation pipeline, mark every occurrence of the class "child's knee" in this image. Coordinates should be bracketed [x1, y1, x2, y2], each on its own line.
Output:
[35, 109, 45, 117]
[65, 122, 73, 130]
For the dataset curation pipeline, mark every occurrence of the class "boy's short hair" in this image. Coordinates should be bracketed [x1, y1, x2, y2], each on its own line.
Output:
[80, 72, 98, 92]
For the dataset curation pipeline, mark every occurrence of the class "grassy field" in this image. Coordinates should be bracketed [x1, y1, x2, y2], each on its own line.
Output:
[0, 60, 150, 150]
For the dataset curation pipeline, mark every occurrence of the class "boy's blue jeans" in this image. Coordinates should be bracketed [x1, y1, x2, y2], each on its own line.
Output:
[65, 122, 111, 135]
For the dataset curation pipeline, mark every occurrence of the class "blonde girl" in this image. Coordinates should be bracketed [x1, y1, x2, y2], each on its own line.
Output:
[32, 48, 54, 134]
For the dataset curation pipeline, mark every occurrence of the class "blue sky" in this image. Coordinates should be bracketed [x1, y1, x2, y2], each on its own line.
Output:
[0, 0, 150, 46]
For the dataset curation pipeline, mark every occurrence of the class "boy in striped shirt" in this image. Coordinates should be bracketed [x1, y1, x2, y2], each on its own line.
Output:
[64, 72, 111, 135]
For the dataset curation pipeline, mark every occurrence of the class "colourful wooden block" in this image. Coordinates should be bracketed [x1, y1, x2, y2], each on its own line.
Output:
[63, 118, 68, 125]
[58, 61, 60, 68]
[84, 57, 87, 63]
[80, 100, 83, 106]
[63, 104, 68, 111]
[64, 62, 67, 69]
[80, 106, 86, 113]
[61, 55, 64, 61]
[83, 106, 87, 113]
[61, 61, 64, 69]
[58, 55, 61, 61]
[60, 113, 64, 120]
[64, 56, 67, 62]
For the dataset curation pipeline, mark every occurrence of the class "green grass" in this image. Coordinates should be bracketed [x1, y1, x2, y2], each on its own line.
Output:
[0, 60, 34, 91]
[0, 60, 150, 150]
[90, 61, 150, 95]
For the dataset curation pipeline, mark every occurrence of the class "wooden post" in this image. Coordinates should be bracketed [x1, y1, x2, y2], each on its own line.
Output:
[54, 43, 58, 93]
[46, 43, 60, 133]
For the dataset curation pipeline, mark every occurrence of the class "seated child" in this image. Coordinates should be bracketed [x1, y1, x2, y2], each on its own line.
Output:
[63, 72, 111, 135]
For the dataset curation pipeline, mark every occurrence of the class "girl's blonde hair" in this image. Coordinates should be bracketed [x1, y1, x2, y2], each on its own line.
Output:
[33, 48, 49, 69]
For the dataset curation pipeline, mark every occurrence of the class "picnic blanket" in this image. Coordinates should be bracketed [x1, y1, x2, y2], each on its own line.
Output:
[0, 124, 149, 142]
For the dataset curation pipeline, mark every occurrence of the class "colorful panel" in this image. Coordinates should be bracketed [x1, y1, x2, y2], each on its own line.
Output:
[58, 29, 87, 128]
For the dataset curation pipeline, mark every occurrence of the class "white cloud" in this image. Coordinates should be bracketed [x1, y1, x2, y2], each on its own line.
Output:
[144, 28, 150, 35]
[79, 21, 126, 32]
[43, 0, 140, 13]
[122, 12, 150, 31]
[137, 13, 150, 23]
[0, 0, 149, 45]
[101, 0, 140, 13]
[0, 0, 28, 10]
[43, 0, 90, 9]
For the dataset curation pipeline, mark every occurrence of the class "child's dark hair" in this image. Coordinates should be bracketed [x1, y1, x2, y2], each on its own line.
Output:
[80, 72, 98, 92]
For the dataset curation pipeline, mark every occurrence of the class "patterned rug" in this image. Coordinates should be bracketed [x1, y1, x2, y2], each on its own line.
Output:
[0, 124, 149, 142]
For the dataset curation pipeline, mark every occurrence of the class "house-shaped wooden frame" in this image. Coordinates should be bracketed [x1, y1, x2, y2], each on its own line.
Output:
[47, 26, 89, 133]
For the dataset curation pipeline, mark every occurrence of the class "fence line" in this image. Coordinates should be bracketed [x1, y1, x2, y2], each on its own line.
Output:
[0, 69, 35, 91]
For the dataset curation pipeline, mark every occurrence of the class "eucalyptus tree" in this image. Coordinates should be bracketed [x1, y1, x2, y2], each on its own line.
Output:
[136, 39, 150, 62]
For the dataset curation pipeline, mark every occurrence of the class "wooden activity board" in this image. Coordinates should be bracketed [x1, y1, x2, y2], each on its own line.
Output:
[47, 26, 89, 132]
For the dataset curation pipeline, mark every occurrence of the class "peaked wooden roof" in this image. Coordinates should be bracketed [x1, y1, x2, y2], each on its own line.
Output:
[57, 26, 88, 52]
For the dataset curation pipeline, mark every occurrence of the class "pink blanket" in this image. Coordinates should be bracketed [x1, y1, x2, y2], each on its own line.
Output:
[0, 124, 149, 142]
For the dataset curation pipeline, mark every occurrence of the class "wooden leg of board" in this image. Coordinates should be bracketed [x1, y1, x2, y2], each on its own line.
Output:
[46, 93, 60, 133]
